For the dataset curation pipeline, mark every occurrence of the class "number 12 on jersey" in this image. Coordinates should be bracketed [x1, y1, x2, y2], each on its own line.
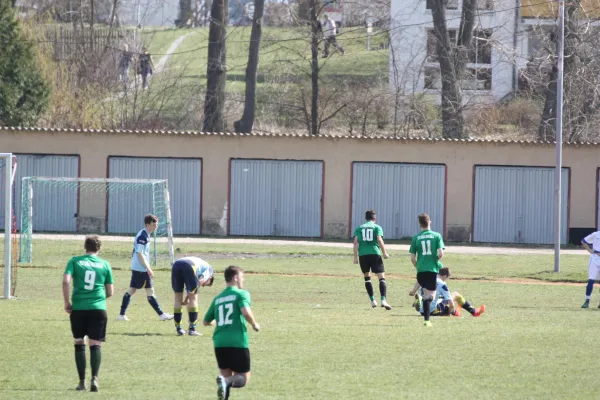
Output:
[217, 303, 234, 326]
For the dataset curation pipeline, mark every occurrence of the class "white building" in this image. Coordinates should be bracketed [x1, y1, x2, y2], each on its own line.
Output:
[389, 0, 524, 104]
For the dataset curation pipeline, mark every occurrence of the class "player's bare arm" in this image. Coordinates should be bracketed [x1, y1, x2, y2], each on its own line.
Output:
[410, 253, 417, 267]
[582, 241, 595, 255]
[105, 284, 114, 298]
[137, 252, 154, 278]
[62, 273, 73, 314]
[241, 307, 260, 332]
[377, 236, 389, 259]
[202, 318, 216, 326]
[437, 248, 444, 260]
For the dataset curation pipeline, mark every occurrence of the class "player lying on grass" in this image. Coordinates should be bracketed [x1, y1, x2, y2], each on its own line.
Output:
[409, 267, 485, 317]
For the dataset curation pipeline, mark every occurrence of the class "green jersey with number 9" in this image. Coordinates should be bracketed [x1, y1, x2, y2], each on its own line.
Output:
[354, 221, 383, 256]
[409, 230, 445, 273]
[204, 286, 252, 348]
[64, 254, 114, 311]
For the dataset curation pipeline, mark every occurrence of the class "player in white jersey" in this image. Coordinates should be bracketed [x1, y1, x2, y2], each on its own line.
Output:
[117, 214, 173, 322]
[581, 231, 600, 308]
[410, 267, 485, 317]
[171, 256, 215, 336]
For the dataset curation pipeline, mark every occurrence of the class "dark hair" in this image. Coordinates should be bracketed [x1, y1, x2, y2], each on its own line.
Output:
[84, 235, 101, 253]
[144, 214, 158, 225]
[224, 265, 243, 283]
[418, 213, 431, 228]
[365, 210, 376, 221]
[439, 267, 450, 277]
[207, 276, 215, 286]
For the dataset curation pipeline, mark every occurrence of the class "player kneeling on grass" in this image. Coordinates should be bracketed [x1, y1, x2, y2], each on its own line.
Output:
[580, 230, 600, 308]
[409, 267, 485, 317]
[171, 256, 215, 336]
[62, 236, 114, 392]
[203, 266, 260, 400]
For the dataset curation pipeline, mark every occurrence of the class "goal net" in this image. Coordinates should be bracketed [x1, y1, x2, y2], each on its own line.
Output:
[0, 154, 18, 298]
[19, 177, 175, 269]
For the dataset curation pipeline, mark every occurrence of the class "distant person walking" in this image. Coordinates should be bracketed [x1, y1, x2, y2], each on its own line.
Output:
[322, 14, 344, 58]
[137, 47, 154, 90]
[117, 44, 133, 86]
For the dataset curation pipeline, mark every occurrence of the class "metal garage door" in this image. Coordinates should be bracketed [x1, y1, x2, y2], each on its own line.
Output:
[108, 157, 202, 235]
[0, 154, 79, 232]
[473, 166, 569, 244]
[351, 163, 446, 239]
[229, 159, 323, 237]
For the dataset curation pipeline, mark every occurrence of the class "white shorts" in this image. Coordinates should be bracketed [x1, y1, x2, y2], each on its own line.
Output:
[588, 256, 600, 280]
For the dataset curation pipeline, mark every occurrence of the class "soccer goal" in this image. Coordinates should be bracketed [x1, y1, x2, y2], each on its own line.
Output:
[0, 153, 18, 299]
[19, 177, 175, 269]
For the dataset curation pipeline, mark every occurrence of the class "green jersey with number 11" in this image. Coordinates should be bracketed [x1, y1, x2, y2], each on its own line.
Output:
[354, 221, 383, 256]
[64, 254, 114, 311]
[409, 230, 445, 273]
[204, 286, 252, 348]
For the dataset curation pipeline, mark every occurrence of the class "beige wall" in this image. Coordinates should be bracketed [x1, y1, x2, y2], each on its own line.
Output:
[1, 128, 599, 240]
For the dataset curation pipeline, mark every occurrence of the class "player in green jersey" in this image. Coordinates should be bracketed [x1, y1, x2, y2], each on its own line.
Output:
[203, 266, 260, 400]
[62, 236, 114, 392]
[409, 213, 444, 327]
[353, 210, 392, 310]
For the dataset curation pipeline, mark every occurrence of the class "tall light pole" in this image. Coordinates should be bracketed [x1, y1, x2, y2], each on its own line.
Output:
[554, 0, 565, 273]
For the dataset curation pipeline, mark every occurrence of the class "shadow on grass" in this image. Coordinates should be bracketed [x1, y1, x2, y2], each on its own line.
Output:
[111, 332, 167, 337]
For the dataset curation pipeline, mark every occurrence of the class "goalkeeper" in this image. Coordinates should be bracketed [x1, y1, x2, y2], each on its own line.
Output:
[409, 267, 485, 317]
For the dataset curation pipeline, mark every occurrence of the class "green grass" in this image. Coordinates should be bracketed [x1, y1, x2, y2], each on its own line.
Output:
[0, 241, 595, 399]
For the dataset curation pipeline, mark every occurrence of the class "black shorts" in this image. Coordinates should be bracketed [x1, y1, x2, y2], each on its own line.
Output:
[70, 310, 108, 341]
[417, 271, 437, 291]
[214, 347, 251, 373]
[129, 271, 153, 289]
[359, 254, 384, 274]
[171, 259, 198, 293]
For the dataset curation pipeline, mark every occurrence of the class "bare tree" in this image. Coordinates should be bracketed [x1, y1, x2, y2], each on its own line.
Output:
[234, 0, 265, 133]
[203, 0, 229, 132]
[430, 0, 476, 138]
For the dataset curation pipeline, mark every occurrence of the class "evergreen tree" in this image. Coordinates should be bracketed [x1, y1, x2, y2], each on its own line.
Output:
[0, 0, 50, 126]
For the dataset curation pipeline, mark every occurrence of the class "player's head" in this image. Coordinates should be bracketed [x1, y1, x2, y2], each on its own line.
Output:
[84, 235, 101, 254]
[324, 13, 329, 19]
[439, 267, 451, 280]
[418, 213, 431, 229]
[201, 275, 215, 287]
[144, 214, 159, 233]
[365, 210, 376, 222]
[224, 265, 245, 289]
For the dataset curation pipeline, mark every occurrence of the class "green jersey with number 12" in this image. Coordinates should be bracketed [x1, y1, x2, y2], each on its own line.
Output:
[204, 286, 252, 348]
[64, 254, 114, 311]
[354, 221, 383, 256]
[409, 230, 445, 273]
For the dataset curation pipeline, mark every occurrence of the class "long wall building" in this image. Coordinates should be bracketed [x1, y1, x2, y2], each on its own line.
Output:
[1, 127, 598, 245]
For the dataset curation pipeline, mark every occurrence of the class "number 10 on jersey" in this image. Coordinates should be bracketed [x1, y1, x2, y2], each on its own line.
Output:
[361, 228, 374, 241]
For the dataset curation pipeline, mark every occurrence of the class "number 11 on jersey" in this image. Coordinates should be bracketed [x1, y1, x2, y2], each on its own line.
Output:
[421, 240, 432, 255]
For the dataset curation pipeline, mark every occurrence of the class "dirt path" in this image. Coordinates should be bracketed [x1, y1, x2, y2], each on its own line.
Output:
[25, 233, 587, 256]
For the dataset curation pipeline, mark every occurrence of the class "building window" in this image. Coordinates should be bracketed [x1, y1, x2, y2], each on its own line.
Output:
[426, 29, 457, 62]
[426, 0, 458, 11]
[476, 0, 494, 10]
[468, 29, 492, 64]
[424, 67, 442, 89]
[462, 67, 492, 90]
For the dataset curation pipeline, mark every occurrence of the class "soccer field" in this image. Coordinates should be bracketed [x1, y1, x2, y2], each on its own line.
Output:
[0, 241, 596, 399]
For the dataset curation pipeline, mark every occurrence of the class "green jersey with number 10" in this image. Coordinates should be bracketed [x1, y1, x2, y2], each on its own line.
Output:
[204, 286, 252, 348]
[409, 230, 445, 273]
[64, 254, 114, 311]
[354, 221, 383, 256]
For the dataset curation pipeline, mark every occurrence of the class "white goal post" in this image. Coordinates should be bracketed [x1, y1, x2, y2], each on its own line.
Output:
[1, 153, 17, 299]
[19, 177, 175, 268]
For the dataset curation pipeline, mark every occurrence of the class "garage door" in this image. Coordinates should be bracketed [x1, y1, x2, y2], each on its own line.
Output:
[473, 166, 569, 244]
[0, 154, 79, 232]
[229, 159, 323, 237]
[108, 157, 202, 235]
[351, 163, 446, 239]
